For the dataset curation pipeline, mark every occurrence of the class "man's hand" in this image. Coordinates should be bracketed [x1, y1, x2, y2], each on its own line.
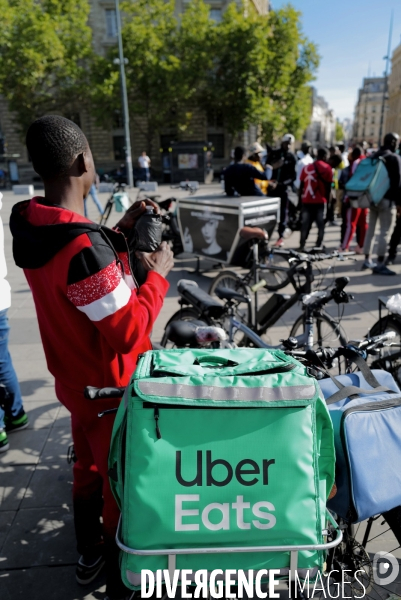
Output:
[115, 199, 160, 234]
[135, 241, 174, 279]
[268, 180, 278, 190]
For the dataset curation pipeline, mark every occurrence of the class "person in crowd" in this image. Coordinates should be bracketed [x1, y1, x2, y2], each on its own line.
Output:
[327, 153, 343, 226]
[0, 192, 28, 453]
[247, 142, 269, 195]
[363, 132, 401, 275]
[84, 172, 103, 218]
[338, 146, 367, 253]
[138, 151, 151, 182]
[295, 142, 314, 190]
[224, 146, 273, 197]
[298, 147, 333, 251]
[267, 133, 297, 247]
[10, 115, 173, 600]
[337, 142, 349, 167]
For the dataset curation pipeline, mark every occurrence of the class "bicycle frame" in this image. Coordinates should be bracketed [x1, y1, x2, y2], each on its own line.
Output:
[226, 312, 315, 350]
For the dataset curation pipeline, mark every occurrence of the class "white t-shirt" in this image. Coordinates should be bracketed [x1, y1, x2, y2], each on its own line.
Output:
[295, 152, 314, 188]
[0, 193, 11, 311]
[138, 155, 150, 169]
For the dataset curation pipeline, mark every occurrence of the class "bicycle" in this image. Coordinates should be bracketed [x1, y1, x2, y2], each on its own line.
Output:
[365, 295, 401, 389]
[162, 251, 351, 359]
[100, 181, 130, 226]
[85, 331, 401, 600]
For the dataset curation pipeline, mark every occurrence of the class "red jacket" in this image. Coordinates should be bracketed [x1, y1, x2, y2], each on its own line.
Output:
[10, 197, 168, 392]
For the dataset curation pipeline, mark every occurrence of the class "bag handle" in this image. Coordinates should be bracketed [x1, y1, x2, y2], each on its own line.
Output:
[193, 356, 238, 368]
[324, 351, 394, 405]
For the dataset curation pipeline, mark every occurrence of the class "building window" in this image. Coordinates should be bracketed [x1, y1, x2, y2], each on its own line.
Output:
[210, 9, 222, 22]
[113, 135, 125, 160]
[207, 108, 224, 128]
[208, 133, 225, 158]
[105, 9, 117, 38]
[113, 111, 123, 129]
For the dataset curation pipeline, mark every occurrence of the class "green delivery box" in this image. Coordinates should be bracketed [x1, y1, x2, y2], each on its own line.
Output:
[108, 348, 335, 590]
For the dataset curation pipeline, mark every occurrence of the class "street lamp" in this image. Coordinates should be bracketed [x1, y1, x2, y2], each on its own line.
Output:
[115, 0, 133, 188]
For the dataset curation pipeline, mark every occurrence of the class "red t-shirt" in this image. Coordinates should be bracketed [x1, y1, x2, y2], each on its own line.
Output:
[300, 160, 333, 204]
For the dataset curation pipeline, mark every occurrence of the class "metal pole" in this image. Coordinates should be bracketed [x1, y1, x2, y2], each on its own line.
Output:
[378, 11, 393, 146]
[115, 0, 134, 188]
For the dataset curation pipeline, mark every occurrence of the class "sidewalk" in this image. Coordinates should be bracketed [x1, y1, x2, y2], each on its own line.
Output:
[1, 187, 401, 599]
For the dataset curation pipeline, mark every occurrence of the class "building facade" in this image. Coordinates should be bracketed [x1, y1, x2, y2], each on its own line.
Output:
[352, 77, 387, 146]
[385, 43, 401, 136]
[0, 0, 270, 181]
[303, 87, 336, 147]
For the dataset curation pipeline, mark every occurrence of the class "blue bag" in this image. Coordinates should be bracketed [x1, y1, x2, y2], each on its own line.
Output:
[345, 157, 390, 208]
[318, 366, 401, 523]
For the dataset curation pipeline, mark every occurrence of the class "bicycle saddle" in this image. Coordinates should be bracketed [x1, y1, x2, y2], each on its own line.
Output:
[239, 226, 268, 241]
[214, 286, 250, 304]
[177, 280, 225, 318]
[165, 320, 206, 347]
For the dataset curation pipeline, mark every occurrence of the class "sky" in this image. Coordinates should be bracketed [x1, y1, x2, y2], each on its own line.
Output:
[271, 0, 401, 122]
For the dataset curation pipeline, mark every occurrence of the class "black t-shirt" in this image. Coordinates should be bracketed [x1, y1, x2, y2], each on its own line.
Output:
[268, 148, 296, 185]
[224, 163, 267, 196]
[373, 148, 401, 205]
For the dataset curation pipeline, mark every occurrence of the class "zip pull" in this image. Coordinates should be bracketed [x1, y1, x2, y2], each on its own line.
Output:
[154, 407, 162, 439]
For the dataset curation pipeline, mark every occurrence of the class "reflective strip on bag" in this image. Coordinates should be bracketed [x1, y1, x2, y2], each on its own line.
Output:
[137, 381, 316, 402]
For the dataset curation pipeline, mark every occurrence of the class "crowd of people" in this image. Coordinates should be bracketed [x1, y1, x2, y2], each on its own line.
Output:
[224, 132, 401, 276]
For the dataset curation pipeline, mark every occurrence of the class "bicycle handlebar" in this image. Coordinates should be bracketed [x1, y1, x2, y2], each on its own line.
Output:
[287, 331, 396, 365]
[272, 248, 356, 263]
[84, 386, 125, 400]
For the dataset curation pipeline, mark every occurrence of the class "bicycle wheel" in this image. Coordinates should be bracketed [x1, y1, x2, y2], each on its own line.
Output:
[208, 270, 252, 326]
[369, 316, 401, 388]
[160, 307, 208, 348]
[290, 311, 348, 374]
[311, 514, 401, 600]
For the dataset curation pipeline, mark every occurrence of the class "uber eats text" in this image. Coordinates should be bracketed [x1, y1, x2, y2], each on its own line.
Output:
[175, 451, 276, 531]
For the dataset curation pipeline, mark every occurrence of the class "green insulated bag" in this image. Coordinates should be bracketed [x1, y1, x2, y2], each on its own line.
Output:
[109, 348, 336, 590]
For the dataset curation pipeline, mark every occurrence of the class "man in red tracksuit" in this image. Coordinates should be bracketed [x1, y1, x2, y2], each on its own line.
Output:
[10, 115, 173, 600]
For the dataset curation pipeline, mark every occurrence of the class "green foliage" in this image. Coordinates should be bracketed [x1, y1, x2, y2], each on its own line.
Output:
[91, 0, 215, 153]
[0, 0, 93, 134]
[204, 3, 319, 143]
[335, 121, 345, 142]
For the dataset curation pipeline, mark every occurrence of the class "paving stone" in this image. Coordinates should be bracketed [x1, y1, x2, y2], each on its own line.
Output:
[18, 378, 55, 401]
[24, 400, 60, 425]
[0, 511, 16, 552]
[0, 566, 106, 600]
[0, 506, 76, 569]
[0, 428, 50, 466]
[0, 466, 34, 511]
[21, 464, 73, 508]
[7, 317, 42, 345]
[39, 428, 73, 464]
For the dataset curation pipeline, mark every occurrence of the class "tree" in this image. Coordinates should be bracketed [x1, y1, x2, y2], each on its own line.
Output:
[202, 3, 319, 144]
[91, 0, 215, 155]
[335, 121, 345, 142]
[0, 0, 93, 135]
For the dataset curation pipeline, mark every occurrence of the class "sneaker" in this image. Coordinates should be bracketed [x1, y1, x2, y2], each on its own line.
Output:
[4, 409, 28, 433]
[274, 238, 284, 248]
[354, 245, 364, 255]
[0, 429, 9, 453]
[282, 227, 293, 239]
[76, 554, 105, 585]
[372, 263, 396, 276]
[361, 259, 377, 270]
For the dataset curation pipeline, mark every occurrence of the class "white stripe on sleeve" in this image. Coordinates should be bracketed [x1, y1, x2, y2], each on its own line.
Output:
[76, 278, 132, 321]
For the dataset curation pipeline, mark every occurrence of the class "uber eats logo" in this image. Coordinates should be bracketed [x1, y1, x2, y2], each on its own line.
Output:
[175, 450, 277, 532]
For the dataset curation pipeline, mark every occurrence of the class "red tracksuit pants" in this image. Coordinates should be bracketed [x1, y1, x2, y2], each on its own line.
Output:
[56, 381, 126, 597]
[342, 207, 368, 250]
